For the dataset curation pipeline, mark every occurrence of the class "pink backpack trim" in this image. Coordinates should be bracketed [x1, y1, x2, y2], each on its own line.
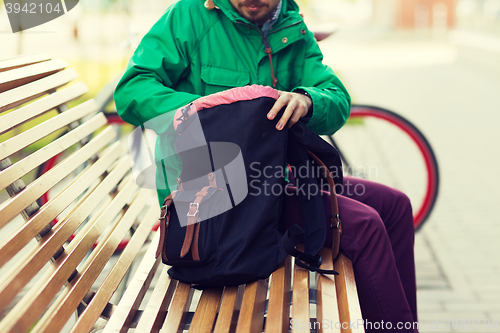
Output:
[173, 85, 279, 132]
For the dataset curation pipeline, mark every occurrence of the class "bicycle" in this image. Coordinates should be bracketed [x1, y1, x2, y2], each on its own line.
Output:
[326, 105, 439, 231]
[314, 30, 439, 230]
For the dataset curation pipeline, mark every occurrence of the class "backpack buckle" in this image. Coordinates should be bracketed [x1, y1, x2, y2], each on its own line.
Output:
[160, 205, 169, 220]
[330, 214, 340, 229]
[187, 202, 200, 217]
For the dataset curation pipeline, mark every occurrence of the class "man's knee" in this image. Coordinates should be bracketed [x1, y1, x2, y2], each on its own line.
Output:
[390, 189, 414, 231]
[343, 204, 387, 244]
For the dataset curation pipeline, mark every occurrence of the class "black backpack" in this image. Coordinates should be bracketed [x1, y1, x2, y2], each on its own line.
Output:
[155, 87, 343, 287]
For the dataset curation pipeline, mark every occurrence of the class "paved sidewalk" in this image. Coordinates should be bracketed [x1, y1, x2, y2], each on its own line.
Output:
[320, 31, 500, 332]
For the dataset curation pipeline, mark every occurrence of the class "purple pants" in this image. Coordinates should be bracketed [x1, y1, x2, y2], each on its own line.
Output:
[283, 176, 418, 332]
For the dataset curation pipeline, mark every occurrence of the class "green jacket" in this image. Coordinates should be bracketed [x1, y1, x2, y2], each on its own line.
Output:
[114, 0, 351, 203]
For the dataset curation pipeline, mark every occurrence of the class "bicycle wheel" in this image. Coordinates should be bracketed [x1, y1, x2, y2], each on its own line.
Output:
[327, 105, 439, 231]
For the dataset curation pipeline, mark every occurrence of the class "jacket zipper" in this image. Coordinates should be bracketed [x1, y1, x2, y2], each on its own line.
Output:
[235, 20, 302, 88]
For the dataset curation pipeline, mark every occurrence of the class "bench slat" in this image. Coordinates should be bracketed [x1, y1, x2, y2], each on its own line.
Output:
[160, 281, 195, 333]
[0, 59, 67, 93]
[0, 123, 118, 271]
[292, 252, 310, 333]
[0, 99, 98, 161]
[265, 256, 291, 333]
[0, 54, 51, 73]
[189, 288, 224, 332]
[36, 191, 158, 333]
[334, 254, 364, 333]
[0, 127, 116, 229]
[0, 68, 78, 113]
[0, 143, 124, 325]
[316, 249, 341, 333]
[235, 279, 268, 333]
[103, 232, 162, 333]
[135, 266, 178, 333]
[0, 112, 106, 191]
[0, 82, 88, 135]
[213, 286, 243, 333]
[2, 157, 132, 333]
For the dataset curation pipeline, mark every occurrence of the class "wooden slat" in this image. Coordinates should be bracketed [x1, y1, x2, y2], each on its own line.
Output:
[103, 232, 162, 333]
[265, 256, 291, 333]
[0, 68, 78, 113]
[160, 282, 195, 333]
[0, 59, 67, 93]
[0, 99, 98, 161]
[0, 54, 51, 73]
[36, 191, 158, 333]
[316, 248, 341, 333]
[0, 81, 88, 135]
[0, 143, 124, 329]
[135, 266, 178, 333]
[292, 247, 311, 333]
[0, 112, 106, 191]
[235, 279, 269, 333]
[0, 128, 112, 272]
[3, 158, 132, 331]
[333, 254, 364, 333]
[214, 286, 244, 333]
[0, 127, 116, 229]
[189, 288, 224, 332]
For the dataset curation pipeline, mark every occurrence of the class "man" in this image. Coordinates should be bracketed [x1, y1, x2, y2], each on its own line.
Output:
[115, 0, 419, 331]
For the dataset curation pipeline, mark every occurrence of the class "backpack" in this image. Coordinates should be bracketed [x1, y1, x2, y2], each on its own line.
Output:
[154, 85, 343, 287]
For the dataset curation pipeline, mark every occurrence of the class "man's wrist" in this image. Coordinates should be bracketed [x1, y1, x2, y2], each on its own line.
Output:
[294, 89, 313, 120]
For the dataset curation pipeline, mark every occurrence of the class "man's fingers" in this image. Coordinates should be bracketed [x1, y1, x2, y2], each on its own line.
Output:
[277, 102, 296, 130]
[288, 102, 308, 127]
[268, 93, 289, 120]
[268, 91, 310, 130]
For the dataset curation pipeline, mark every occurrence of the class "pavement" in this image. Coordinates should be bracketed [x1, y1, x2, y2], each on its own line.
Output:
[320, 30, 500, 332]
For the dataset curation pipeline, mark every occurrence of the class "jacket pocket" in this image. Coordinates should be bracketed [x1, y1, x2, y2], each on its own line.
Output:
[276, 65, 300, 91]
[201, 65, 250, 95]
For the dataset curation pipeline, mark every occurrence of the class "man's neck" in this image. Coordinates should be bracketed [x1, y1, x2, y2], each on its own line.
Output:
[259, 0, 281, 35]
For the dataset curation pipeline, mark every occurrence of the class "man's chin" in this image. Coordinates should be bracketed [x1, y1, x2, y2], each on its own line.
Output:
[239, 6, 271, 24]
[243, 12, 267, 25]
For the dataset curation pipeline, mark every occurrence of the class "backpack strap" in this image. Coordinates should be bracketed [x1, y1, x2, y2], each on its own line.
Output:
[180, 185, 213, 258]
[156, 190, 179, 259]
[281, 225, 339, 275]
[157, 173, 218, 260]
[283, 125, 343, 275]
[307, 150, 342, 261]
[286, 135, 326, 257]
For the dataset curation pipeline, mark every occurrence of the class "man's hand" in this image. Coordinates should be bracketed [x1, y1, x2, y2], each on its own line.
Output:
[267, 90, 312, 130]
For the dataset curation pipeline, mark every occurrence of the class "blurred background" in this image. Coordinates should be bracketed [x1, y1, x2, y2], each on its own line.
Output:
[1, 0, 500, 331]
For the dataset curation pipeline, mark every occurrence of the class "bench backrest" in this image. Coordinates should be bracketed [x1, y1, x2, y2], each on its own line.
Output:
[0, 55, 157, 333]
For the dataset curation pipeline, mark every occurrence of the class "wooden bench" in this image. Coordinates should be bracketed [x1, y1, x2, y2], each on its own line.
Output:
[0, 54, 365, 333]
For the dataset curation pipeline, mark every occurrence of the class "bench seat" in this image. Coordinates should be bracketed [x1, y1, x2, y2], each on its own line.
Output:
[0, 54, 364, 333]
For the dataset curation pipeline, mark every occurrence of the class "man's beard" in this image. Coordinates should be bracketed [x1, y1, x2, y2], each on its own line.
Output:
[238, 1, 272, 26]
